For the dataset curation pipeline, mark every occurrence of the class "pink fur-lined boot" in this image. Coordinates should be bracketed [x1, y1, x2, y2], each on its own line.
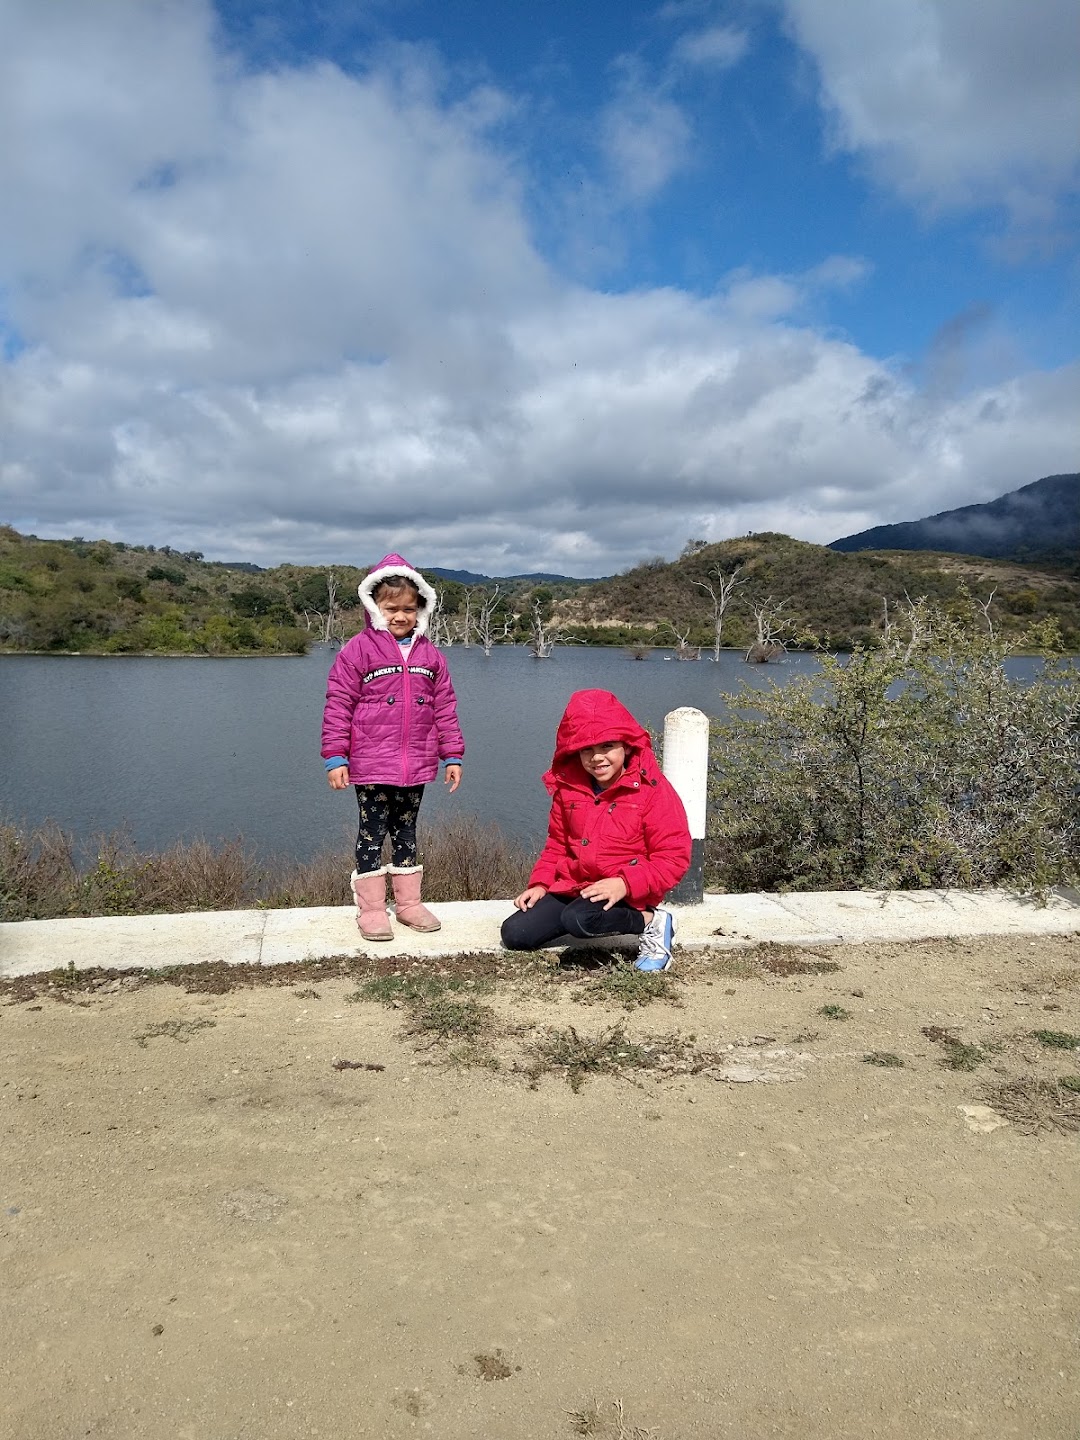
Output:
[389, 866, 441, 932]
[351, 868, 394, 941]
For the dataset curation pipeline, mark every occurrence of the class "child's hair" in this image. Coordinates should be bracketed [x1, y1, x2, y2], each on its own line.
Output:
[372, 575, 426, 609]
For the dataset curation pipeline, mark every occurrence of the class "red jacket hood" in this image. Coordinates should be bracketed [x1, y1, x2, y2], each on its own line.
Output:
[544, 690, 656, 793]
[357, 552, 438, 634]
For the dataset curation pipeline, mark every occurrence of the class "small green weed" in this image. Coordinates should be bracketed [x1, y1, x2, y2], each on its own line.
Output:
[348, 973, 492, 1006]
[942, 1040, 986, 1072]
[528, 1024, 654, 1093]
[1060, 1076, 1080, 1093]
[1031, 1029, 1080, 1050]
[81, 855, 145, 915]
[574, 962, 678, 1010]
[863, 1051, 904, 1068]
[819, 1004, 851, 1020]
[404, 996, 494, 1043]
[920, 1024, 987, 1072]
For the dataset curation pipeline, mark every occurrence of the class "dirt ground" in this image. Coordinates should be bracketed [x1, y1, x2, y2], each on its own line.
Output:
[2, 933, 1079, 1440]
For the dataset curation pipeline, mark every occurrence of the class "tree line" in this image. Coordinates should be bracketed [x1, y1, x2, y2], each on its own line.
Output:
[1, 524, 1078, 657]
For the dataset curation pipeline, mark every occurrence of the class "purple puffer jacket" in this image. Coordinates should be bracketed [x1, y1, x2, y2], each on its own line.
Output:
[321, 553, 465, 787]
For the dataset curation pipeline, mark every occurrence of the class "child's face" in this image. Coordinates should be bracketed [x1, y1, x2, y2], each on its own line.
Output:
[377, 590, 419, 638]
[578, 740, 627, 789]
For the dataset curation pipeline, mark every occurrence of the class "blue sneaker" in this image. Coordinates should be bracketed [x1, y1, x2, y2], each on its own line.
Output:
[634, 907, 676, 972]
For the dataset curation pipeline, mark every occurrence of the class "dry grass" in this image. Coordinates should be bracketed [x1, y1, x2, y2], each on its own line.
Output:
[0, 814, 530, 920]
[982, 1077, 1080, 1135]
[524, 1024, 717, 1092]
[755, 943, 842, 977]
[568, 1398, 660, 1438]
[133, 1017, 217, 1049]
[1014, 965, 1080, 996]
[413, 815, 531, 902]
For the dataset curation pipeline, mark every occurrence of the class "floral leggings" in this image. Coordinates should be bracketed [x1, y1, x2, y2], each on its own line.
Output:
[354, 784, 424, 874]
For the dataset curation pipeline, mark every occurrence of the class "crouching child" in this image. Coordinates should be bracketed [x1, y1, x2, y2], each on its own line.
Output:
[501, 689, 691, 971]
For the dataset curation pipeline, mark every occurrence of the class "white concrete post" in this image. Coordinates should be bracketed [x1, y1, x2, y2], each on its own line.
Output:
[662, 706, 709, 905]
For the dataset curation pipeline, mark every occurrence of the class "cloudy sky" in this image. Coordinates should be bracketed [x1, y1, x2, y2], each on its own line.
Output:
[2, 0, 1078, 576]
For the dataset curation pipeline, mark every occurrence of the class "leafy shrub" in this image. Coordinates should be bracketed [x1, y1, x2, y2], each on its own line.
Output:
[231, 585, 291, 621]
[115, 575, 144, 602]
[707, 601, 1080, 893]
[146, 565, 186, 585]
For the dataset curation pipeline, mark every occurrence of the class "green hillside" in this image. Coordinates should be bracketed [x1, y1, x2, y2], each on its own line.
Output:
[0, 529, 367, 656]
[553, 533, 1080, 651]
[0, 527, 561, 656]
[2, 525, 1077, 655]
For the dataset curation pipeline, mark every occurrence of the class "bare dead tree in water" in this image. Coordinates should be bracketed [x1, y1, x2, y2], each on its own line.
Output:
[745, 597, 793, 663]
[662, 619, 700, 660]
[459, 587, 479, 647]
[302, 569, 345, 645]
[473, 586, 514, 655]
[528, 598, 569, 658]
[693, 564, 743, 661]
[428, 588, 457, 648]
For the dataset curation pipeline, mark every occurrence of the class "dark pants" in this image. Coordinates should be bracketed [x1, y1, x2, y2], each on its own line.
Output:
[501, 892, 646, 950]
[354, 784, 424, 873]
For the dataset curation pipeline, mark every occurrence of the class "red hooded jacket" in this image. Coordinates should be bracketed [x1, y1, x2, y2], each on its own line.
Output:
[527, 690, 691, 910]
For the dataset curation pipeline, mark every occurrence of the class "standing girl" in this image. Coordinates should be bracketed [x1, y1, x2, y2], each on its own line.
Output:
[322, 553, 464, 940]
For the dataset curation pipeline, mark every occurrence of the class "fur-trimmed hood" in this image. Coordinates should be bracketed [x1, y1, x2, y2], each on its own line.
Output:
[358, 553, 438, 635]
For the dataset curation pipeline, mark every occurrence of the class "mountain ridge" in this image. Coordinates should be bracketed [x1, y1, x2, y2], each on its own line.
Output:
[830, 473, 1079, 564]
[424, 566, 602, 585]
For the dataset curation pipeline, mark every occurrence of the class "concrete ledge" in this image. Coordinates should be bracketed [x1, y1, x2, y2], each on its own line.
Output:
[1, 887, 1078, 979]
[0, 910, 267, 979]
[761, 886, 1080, 944]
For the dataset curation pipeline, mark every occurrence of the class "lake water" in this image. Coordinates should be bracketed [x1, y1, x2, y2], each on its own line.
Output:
[0, 644, 822, 860]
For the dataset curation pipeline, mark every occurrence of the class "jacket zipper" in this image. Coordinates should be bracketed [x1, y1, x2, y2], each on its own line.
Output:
[400, 639, 412, 785]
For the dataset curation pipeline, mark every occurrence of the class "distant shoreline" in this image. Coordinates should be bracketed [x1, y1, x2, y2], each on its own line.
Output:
[1, 643, 1072, 661]
[0, 648, 304, 659]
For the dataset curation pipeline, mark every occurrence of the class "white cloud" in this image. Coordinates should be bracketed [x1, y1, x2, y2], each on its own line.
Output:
[0, 0, 1077, 577]
[597, 60, 693, 204]
[781, 0, 1080, 221]
[672, 24, 749, 70]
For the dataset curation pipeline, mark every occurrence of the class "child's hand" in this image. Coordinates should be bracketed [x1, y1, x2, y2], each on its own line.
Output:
[444, 764, 462, 793]
[513, 885, 547, 911]
[579, 877, 628, 910]
[327, 766, 350, 790]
